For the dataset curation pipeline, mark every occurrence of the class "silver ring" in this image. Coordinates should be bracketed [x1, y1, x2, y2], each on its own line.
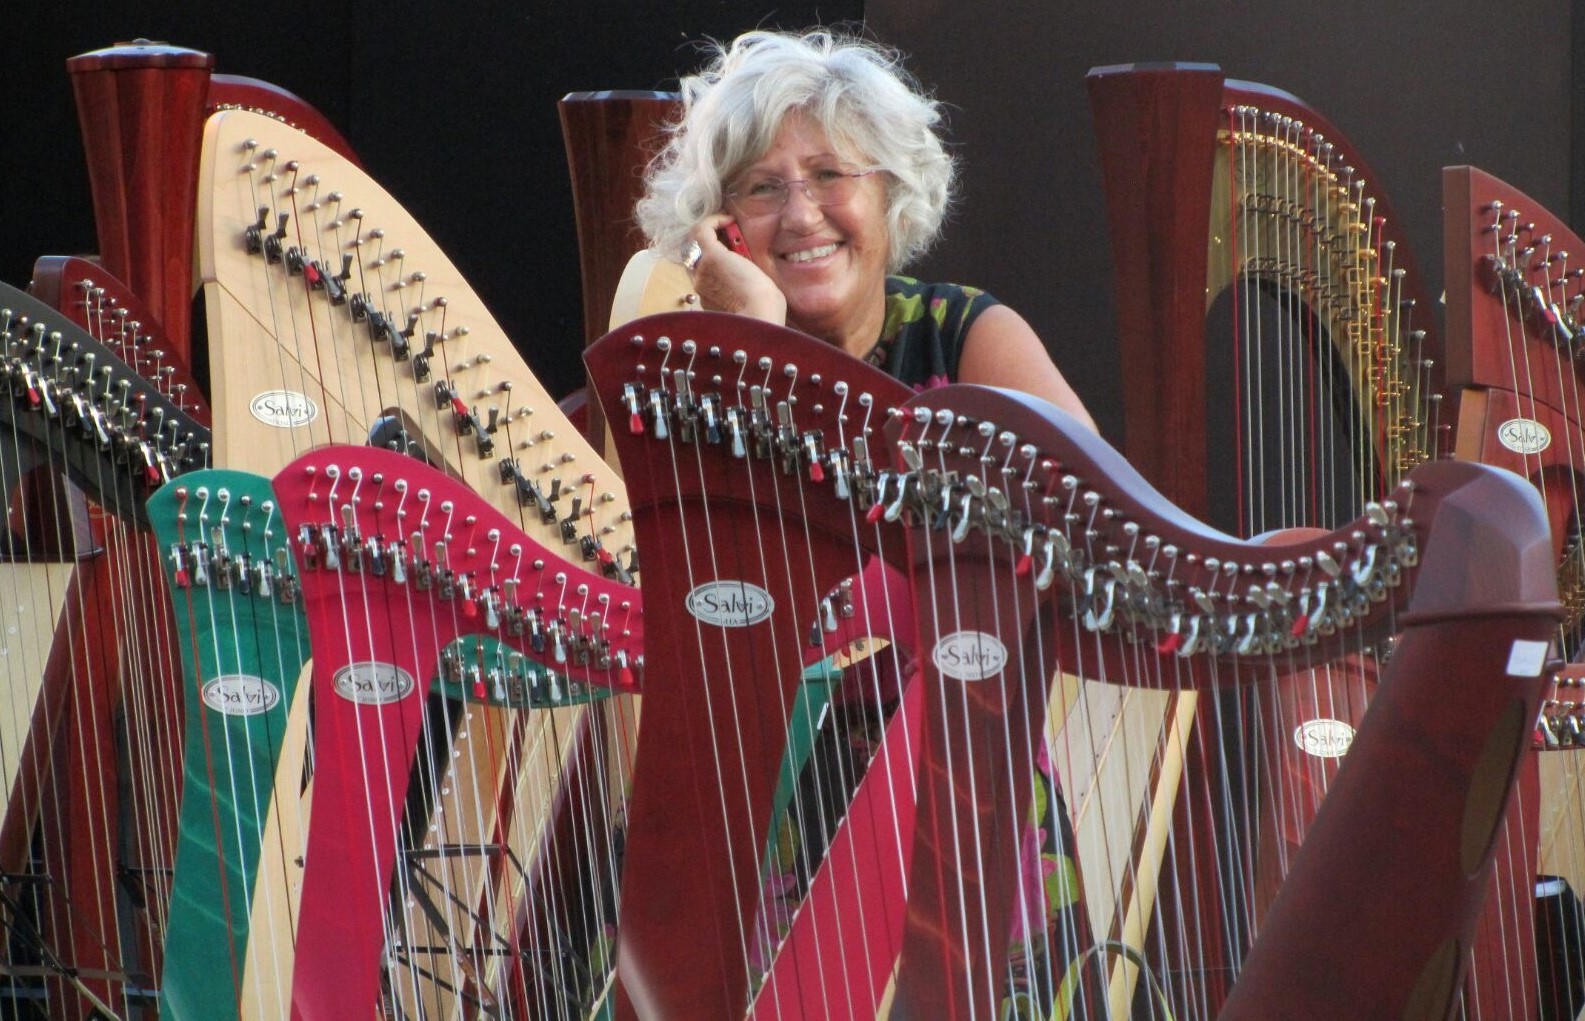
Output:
[682, 240, 703, 271]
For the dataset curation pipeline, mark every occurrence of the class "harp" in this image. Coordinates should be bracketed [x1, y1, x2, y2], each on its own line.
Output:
[1443, 163, 1585, 1019]
[143, 470, 311, 1021]
[1087, 62, 1443, 529]
[269, 444, 642, 1020]
[584, 310, 1557, 1018]
[1085, 63, 1455, 1010]
[196, 107, 643, 1018]
[0, 280, 210, 1018]
[584, 311, 916, 1020]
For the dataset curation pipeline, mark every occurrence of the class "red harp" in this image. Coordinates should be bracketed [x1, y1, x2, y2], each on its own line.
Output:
[1444, 163, 1585, 1020]
[585, 310, 1559, 1018]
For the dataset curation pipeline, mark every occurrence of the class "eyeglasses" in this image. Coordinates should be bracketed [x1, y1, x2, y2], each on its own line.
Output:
[725, 167, 881, 217]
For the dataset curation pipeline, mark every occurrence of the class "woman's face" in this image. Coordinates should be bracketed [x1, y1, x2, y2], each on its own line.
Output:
[727, 114, 892, 355]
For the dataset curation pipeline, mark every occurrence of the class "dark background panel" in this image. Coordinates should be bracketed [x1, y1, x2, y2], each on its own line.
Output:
[2, 1, 1577, 442]
[1, 0, 861, 402]
[869, 0, 1574, 439]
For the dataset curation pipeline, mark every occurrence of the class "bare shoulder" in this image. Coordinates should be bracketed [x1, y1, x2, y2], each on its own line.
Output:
[957, 304, 1099, 433]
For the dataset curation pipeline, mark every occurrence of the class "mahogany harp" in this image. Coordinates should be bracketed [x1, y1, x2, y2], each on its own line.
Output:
[585, 312, 917, 1019]
[1086, 64, 1454, 1010]
[585, 310, 1558, 1019]
[0, 281, 210, 1018]
[1087, 62, 1443, 531]
[1444, 164, 1585, 1020]
[886, 384, 1559, 1019]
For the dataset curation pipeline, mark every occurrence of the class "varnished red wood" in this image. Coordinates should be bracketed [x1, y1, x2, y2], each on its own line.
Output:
[1087, 63, 1444, 520]
[560, 92, 680, 348]
[67, 42, 215, 369]
[877, 385, 1559, 1019]
[560, 91, 680, 448]
[587, 311, 914, 1019]
[67, 41, 358, 376]
[1086, 62, 1223, 522]
[208, 73, 359, 164]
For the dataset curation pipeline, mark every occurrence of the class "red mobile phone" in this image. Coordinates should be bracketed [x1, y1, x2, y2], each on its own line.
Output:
[718, 222, 752, 258]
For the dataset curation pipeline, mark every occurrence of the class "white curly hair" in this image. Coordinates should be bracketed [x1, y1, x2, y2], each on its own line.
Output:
[635, 28, 955, 273]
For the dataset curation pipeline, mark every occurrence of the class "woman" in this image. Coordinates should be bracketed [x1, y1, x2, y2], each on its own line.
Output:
[636, 27, 1097, 431]
[634, 27, 1101, 1018]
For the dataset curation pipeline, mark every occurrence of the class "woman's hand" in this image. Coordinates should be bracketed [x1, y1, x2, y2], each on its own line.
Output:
[684, 213, 787, 324]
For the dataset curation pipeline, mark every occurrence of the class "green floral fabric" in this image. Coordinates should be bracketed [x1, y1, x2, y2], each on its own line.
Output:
[866, 275, 999, 390]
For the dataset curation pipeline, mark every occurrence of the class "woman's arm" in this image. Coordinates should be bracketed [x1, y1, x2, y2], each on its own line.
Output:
[956, 304, 1099, 434]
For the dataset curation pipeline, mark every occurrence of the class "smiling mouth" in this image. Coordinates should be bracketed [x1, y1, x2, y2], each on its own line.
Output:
[784, 242, 840, 264]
